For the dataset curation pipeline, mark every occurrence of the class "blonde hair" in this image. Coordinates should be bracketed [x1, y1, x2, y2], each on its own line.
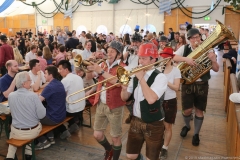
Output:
[66, 51, 73, 60]
[43, 46, 52, 60]
[13, 48, 23, 65]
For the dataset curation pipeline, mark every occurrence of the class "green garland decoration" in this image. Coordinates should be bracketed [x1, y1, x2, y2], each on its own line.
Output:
[19, 0, 46, 6]
[174, 0, 222, 19]
[176, 0, 221, 14]
[224, 0, 240, 10]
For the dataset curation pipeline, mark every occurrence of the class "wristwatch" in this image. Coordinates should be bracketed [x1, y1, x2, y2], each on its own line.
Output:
[98, 70, 105, 75]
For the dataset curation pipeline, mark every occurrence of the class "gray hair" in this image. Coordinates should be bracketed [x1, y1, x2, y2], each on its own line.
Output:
[15, 71, 29, 89]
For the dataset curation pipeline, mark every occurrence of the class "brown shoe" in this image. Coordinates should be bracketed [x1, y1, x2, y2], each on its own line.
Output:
[104, 149, 113, 160]
[125, 114, 132, 124]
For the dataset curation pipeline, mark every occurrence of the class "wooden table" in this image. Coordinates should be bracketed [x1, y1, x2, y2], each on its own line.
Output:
[18, 65, 30, 71]
[0, 88, 43, 139]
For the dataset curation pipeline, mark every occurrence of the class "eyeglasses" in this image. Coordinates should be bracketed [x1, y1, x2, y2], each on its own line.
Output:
[190, 36, 200, 40]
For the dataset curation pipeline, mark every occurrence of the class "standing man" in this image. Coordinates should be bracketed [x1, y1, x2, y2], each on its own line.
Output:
[38, 33, 45, 50]
[170, 32, 180, 50]
[79, 31, 86, 46]
[5, 71, 46, 160]
[28, 29, 33, 39]
[86, 41, 126, 160]
[0, 35, 14, 75]
[17, 32, 25, 58]
[43, 38, 54, 52]
[174, 28, 219, 146]
[65, 31, 79, 51]
[57, 31, 67, 45]
[0, 60, 18, 102]
[168, 28, 175, 41]
[121, 42, 167, 160]
[48, 30, 54, 43]
[81, 41, 92, 60]
[123, 32, 142, 70]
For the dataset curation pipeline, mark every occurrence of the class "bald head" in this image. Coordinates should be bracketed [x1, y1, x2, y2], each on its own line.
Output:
[5, 60, 17, 69]
[147, 33, 154, 40]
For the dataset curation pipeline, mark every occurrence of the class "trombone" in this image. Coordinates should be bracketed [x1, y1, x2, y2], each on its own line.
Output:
[74, 54, 106, 72]
[66, 57, 171, 104]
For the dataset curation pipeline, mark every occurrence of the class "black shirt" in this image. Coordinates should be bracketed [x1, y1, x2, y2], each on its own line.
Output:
[65, 38, 79, 51]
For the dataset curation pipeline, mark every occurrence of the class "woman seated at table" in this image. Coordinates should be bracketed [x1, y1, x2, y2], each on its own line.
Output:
[43, 46, 53, 65]
[13, 47, 25, 66]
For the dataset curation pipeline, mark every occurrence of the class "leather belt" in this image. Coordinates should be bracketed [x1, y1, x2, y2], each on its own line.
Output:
[14, 124, 39, 130]
[194, 81, 208, 85]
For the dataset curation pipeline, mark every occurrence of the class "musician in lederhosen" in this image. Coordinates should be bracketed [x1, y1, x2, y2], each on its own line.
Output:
[121, 42, 168, 160]
[174, 28, 219, 146]
[86, 41, 126, 160]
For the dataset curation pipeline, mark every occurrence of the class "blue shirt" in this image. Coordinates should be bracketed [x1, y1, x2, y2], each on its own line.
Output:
[0, 73, 14, 102]
[41, 79, 66, 123]
[46, 58, 53, 65]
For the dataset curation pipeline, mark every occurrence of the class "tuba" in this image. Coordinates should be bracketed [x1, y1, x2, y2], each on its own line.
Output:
[177, 20, 237, 84]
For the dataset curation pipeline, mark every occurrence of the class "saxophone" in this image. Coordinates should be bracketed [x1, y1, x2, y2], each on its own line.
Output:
[178, 20, 237, 84]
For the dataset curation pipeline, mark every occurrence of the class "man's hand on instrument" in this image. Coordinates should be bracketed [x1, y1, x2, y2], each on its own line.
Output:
[208, 50, 217, 62]
[185, 57, 196, 66]
[87, 62, 102, 73]
[121, 84, 128, 91]
[135, 70, 145, 81]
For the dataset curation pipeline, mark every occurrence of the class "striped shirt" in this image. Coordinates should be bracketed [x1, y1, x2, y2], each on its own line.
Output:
[8, 88, 46, 128]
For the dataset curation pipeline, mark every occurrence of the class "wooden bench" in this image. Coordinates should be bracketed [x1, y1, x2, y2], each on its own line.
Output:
[81, 105, 92, 128]
[6, 116, 73, 160]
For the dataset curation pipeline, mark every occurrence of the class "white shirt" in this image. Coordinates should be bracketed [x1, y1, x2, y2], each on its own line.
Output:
[29, 70, 46, 88]
[79, 36, 86, 46]
[164, 67, 181, 100]
[81, 49, 92, 60]
[127, 69, 168, 118]
[123, 47, 139, 71]
[61, 73, 85, 113]
[72, 49, 83, 55]
[25, 51, 37, 62]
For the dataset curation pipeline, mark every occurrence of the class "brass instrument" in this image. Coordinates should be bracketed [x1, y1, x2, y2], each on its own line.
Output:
[74, 54, 106, 72]
[66, 57, 171, 104]
[177, 20, 237, 84]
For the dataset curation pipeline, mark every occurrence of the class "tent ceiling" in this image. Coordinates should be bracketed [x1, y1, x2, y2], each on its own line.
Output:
[0, 0, 64, 17]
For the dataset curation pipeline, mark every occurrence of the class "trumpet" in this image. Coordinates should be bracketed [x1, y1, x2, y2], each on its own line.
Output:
[74, 54, 106, 72]
[66, 57, 171, 104]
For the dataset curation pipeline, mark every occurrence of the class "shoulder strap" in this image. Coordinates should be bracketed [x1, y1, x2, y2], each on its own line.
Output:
[133, 69, 160, 91]
[183, 44, 192, 57]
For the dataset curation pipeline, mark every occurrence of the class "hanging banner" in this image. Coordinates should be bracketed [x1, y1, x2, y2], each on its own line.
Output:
[159, 0, 171, 15]
[64, 0, 73, 18]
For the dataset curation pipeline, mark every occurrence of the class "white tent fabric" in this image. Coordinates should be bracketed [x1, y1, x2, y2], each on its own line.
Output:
[0, 0, 64, 17]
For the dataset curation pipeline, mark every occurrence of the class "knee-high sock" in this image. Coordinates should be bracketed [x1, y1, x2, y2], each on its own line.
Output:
[194, 115, 204, 135]
[98, 136, 112, 151]
[112, 144, 122, 160]
[182, 113, 191, 129]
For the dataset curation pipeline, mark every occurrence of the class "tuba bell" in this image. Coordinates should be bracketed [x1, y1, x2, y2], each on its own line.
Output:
[177, 20, 237, 84]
